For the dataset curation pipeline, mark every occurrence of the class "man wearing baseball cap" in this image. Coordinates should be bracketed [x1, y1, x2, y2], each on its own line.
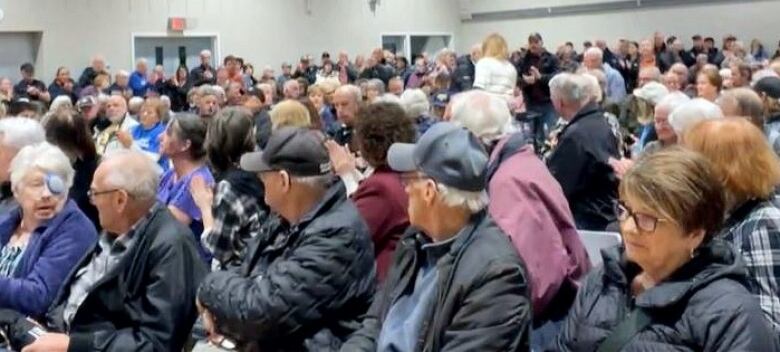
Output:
[196, 127, 376, 350]
[756, 76, 780, 156]
[344, 122, 531, 351]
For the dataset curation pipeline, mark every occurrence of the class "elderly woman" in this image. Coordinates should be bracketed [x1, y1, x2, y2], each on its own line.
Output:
[190, 107, 268, 271]
[365, 79, 385, 104]
[349, 102, 415, 282]
[668, 98, 724, 143]
[684, 118, 780, 334]
[158, 114, 214, 262]
[0, 118, 46, 214]
[0, 142, 97, 317]
[696, 67, 722, 102]
[120, 97, 169, 170]
[553, 147, 778, 351]
[400, 88, 436, 136]
[641, 93, 690, 155]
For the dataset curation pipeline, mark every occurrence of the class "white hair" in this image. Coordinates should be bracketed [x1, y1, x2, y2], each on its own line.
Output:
[291, 173, 334, 190]
[668, 98, 724, 136]
[200, 50, 212, 57]
[752, 69, 780, 86]
[128, 97, 145, 113]
[437, 183, 489, 214]
[102, 150, 163, 200]
[450, 90, 514, 143]
[372, 94, 401, 105]
[580, 71, 604, 103]
[656, 92, 691, 115]
[336, 84, 363, 105]
[49, 95, 74, 113]
[366, 79, 386, 94]
[0, 118, 45, 149]
[115, 70, 129, 78]
[9, 142, 74, 192]
[719, 68, 732, 80]
[400, 89, 430, 118]
[549, 72, 591, 106]
[584, 47, 604, 61]
[136, 58, 148, 66]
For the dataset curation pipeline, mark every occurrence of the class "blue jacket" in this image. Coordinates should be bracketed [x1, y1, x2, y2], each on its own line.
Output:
[0, 200, 98, 317]
[129, 71, 150, 97]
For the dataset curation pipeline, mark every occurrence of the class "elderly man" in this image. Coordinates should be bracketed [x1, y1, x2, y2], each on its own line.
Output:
[547, 73, 620, 230]
[718, 88, 764, 128]
[196, 127, 375, 351]
[282, 79, 301, 100]
[108, 70, 132, 99]
[343, 122, 531, 351]
[387, 76, 404, 96]
[0, 118, 45, 213]
[330, 84, 362, 146]
[4, 151, 206, 352]
[449, 91, 589, 349]
[191, 50, 217, 87]
[77, 55, 108, 89]
[583, 47, 626, 105]
[452, 44, 483, 93]
[94, 95, 139, 156]
[195, 85, 222, 121]
[129, 58, 150, 97]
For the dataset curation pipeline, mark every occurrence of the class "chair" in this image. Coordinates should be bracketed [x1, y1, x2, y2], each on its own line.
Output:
[577, 230, 622, 267]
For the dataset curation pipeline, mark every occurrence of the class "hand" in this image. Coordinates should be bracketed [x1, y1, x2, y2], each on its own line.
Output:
[64, 81, 74, 92]
[522, 74, 537, 85]
[608, 157, 634, 180]
[27, 86, 39, 96]
[204, 71, 214, 80]
[189, 175, 214, 210]
[324, 140, 356, 176]
[529, 66, 542, 79]
[21, 333, 69, 352]
[115, 130, 133, 149]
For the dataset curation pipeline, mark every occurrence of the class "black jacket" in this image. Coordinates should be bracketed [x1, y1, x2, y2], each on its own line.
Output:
[517, 50, 559, 105]
[451, 55, 476, 93]
[551, 239, 779, 351]
[197, 182, 376, 351]
[191, 64, 217, 87]
[43, 204, 208, 352]
[77, 67, 106, 89]
[162, 79, 192, 112]
[547, 103, 619, 230]
[341, 211, 531, 351]
[359, 64, 394, 85]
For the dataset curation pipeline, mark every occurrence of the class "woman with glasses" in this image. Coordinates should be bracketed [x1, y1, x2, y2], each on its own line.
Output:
[157, 113, 214, 263]
[684, 118, 780, 335]
[116, 97, 169, 171]
[0, 142, 97, 317]
[552, 147, 777, 351]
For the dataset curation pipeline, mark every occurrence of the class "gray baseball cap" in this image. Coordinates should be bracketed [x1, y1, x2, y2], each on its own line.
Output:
[388, 122, 488, 192]
[240, 127, 332, 176]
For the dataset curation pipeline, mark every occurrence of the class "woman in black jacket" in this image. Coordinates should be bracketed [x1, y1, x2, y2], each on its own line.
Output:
[552, 147, 777, 351]
[164, 65, 192, 112]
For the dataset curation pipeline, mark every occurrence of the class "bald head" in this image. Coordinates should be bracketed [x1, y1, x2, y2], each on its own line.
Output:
[106, 95, 128, 122]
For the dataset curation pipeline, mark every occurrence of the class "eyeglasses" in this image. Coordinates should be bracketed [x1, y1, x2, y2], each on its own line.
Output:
[87, 189, 121, 199]
[615, 201, 668, 233]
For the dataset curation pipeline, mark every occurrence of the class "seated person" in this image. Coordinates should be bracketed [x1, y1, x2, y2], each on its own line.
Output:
[1, 151, 207, 351]
[118, 97, 169, 170]
[0, 143, 97, 317]
[342, 122, 532, 351]
[0, 118, 46, 214]
[196, 127, 375, 351]
[552, 147, 777, 351]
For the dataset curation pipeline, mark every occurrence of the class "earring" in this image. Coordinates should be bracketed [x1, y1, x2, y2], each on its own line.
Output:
[690, 248, 697, 259]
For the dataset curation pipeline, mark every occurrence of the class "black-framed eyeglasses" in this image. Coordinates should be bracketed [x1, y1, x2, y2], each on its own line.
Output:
[87, 189, 121, 199]
[615, 201, 668, 233]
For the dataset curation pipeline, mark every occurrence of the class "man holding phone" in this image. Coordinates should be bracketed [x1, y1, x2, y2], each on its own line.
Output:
[516, 33, 560, 149]
[13, 63, 50, 104]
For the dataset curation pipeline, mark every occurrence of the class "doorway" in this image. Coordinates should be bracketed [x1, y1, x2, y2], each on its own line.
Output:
[0, 32, 42, 81]
[380, 33, 453, 61]
[132, 34, 218, 76]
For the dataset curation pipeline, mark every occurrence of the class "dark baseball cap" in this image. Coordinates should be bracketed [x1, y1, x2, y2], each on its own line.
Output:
[388, 122, 488, 192]
[240, 127, 332, 176]
[755, 76, 780, 99]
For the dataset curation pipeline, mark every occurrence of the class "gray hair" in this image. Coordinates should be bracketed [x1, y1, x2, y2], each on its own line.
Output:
[400, 89, 430, 118]
[291, 173, 334, 190]
[450, 90, 514, 143]
[584, 47, 604, 62]
[336, 84, 362, 104]
[372, 94, 401, 105]
[580, 70, 605, 103]
[128, 97, 145, 113]
[0, 118, 45, 149]
[198, 84, 222, 98]
[102, 150, 163, 200]
[437, 183, 489, 214]
[669, 98, 724, 136]
[549, 72, 591, 106]
[10, 142, 75, 192]
[49, 95, 74, 113]
[656, 93, 691, 115]
[115, 70, 129, 78]
[366, 79, 386, 94]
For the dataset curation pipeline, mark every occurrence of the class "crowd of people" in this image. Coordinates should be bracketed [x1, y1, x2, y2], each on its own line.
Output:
[0, 29, 778, 351]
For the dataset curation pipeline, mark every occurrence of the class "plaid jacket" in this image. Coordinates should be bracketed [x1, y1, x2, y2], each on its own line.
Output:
[720, 198, 780, 334]
[202, 180, 268, 270]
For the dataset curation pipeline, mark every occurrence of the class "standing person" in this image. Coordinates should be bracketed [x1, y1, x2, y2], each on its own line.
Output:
[452, 44, 482, 93]
[48, 67, 77, 103]
[546, 73, 619, 230]
[190, 107, 268, 270]
[617, 41, 640, 92]
[165, 65, 192, 112]
[336, 52, 358, 85]
[583, 48, 626, 105]
[276, 62, 293, 96]
[13, 63, 50, 104]
[474, 33, 517, 101]
[157, 114, 215, 262]
[191, 50, 217, 87]
[129, 58, 151, 97]
[76, 55, 108, 90]
[517, 33, 560, 148]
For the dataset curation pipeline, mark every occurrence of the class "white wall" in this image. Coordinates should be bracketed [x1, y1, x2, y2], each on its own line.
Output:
[459, 1, 780, 54]
[0, 0, 460, 82]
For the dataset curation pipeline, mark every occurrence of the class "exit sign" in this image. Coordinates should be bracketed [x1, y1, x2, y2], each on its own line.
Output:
[168, 17, 187, 31]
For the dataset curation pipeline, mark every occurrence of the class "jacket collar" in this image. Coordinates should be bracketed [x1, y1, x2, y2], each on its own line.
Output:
[601, 238, 748, 308]
[291, 179, 346, 229]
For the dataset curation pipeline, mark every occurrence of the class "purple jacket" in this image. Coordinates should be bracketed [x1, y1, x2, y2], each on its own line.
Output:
[488, 139, 590, 321]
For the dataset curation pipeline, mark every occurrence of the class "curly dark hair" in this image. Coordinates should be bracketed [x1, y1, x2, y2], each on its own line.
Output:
[355, 102, 416, 167]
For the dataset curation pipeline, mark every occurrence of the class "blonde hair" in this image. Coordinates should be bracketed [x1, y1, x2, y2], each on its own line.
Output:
[270, 100, 311, 130]
[684, 118, 780, 207]
[482, 33, 509, 61]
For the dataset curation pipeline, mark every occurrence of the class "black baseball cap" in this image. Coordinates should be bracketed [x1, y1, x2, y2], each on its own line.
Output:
[388, 122, 488, 192]
[754, 77, 780, 100]
[240, 127, 331, 176]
